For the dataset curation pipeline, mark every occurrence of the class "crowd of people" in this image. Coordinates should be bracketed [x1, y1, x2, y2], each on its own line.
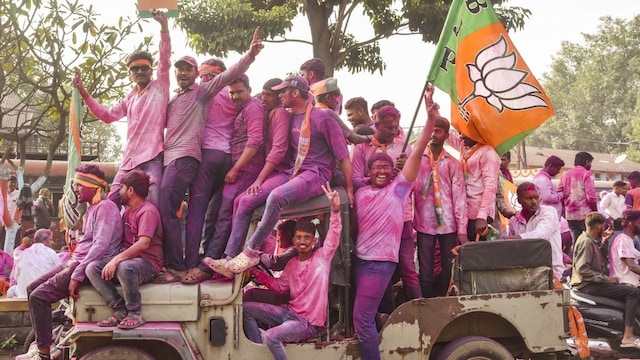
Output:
[2, 10, 640, 360]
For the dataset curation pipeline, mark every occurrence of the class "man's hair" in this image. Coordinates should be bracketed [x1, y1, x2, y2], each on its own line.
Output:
[8, 175, 17, 182]
[295, 219, 316, 235]
[613, 180, 627, 188]
[201, 58, 226, 71]
[75, 164, 105, 180]
[367, 152, 394, 169]
[230, 74, 250, 89]
[300, 58, 326, 80]
[375, 105, 400, 123]
[371, 100, 394, 114]
[628, 171, 640, 182]
[544, 155, 565, 168]
[574, 151, 594, 166]
[344, 97, 368, 112]
[516, 182, 538, 198]
[121, 169, 150, 199]
[263, 78, 282, 92]
[434, 116, 450, 132]
[585, 211, 607, 228]
[34, 228, 53, 244]
[622, 209, 640, 227]
[126, 50, 154, 67]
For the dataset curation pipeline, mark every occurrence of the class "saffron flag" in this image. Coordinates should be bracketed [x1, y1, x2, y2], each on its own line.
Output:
[62, 88, 84, 231]
[428, 0, 554, 155]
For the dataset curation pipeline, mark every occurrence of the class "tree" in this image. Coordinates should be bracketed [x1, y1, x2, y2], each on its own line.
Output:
[175, 0, 530, 76]
[527, 15, 640, 160]
[0, 0, 147, 174]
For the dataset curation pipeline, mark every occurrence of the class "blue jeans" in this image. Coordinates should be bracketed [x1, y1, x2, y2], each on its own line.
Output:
[244, 301, 320, 360]
[353, 257, 395, 360]
[3, 221, 20, 253]
[110, 154, 163, 209]
[245, 171, 326, 251]
[85, 257, 157, 313]
[224, 172, 289, 258]
[160, 156, 199, 271]
[199, 171, 257, 268]
[184, 149, 231, 269]
[417, 232, 457, 298]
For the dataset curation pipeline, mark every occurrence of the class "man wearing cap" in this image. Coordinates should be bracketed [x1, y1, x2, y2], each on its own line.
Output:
[300, 58, 343, 114]
[72, 10, 170, 208]
[625, 171, 640, 210]
[610, 209, 640, 287]
[182, 75, 265, 283]
[533, 155, 566, 219]
[198, 79, 292, 280]
[558, 152, 597, 243]
[219, 75, 353, 275]
[18, 165, 122, 360]
[155, 29, 264, 283]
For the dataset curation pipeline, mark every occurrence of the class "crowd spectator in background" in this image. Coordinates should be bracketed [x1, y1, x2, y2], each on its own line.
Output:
[601, 181, 628, 231]
[0, 249, 12, 296]
[8, 229, 59, 299]
[625, 171, 640, 210]
[559, 152, 597, 243]
[33, 188, 54, 230]
[533, 155, 565, 219]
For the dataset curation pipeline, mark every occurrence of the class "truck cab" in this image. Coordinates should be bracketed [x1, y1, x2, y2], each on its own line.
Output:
[60, 187, 570, 360]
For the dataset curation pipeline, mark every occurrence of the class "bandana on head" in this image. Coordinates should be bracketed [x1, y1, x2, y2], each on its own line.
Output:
[198, 64, 223, 75]
[128, 59, 152, 68]
[74, 172, 109, 205]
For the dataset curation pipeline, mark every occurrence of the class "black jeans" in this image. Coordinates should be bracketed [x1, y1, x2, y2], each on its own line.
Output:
[579, 282, 640, 327]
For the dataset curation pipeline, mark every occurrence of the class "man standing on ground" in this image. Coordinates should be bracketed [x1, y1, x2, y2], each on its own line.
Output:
[625, 171, 640, 210]
[533, 155, 565, 219]
[4, 175, 20, 254]
[601, 180, 628, 231]
[86, 170, 163, 329]
[17, 165, 122, 360]
[571, 211, 640, 349]
[558, 152, 597, 243]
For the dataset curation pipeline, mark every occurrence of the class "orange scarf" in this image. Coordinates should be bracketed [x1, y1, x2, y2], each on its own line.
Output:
[460, 143, 480, 181]
[292, 102, 314, 176]
[425, 147, 446, 229]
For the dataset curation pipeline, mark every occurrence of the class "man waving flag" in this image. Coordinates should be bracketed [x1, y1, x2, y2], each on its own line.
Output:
[428, 0, 554, 155]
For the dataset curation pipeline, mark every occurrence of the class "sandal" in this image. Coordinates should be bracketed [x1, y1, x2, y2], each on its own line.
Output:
[226, 248, 260, 274]
[181, 268, 213, 284]
[620, 338, 640, 349]
[152, 268, 185, 284]
[202, 257, 234, 279]
[118, 312, 146, 330]
[97, 310, 126, 327]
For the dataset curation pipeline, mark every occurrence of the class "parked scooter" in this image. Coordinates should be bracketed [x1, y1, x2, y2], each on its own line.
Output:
[570, 288, 640, 359]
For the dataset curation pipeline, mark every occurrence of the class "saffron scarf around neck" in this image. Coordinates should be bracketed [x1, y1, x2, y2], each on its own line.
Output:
[424, 147, 446, 229]
[292, 102, 314, 176]
[74, 172, 109, 205]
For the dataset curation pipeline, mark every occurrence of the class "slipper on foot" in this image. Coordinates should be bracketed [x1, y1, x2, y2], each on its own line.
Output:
[202, 257, 234, 279]
[226, 249, 260, 274]
[118, 313, 146, 330]
[96, 310, 126, 327]
[620, 338, 640, 349]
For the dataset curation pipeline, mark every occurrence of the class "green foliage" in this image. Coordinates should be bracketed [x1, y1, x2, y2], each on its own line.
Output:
[0, 0, 143, 170]
[176, 0, 530, 76]
[527, 15, 640, 161]
[1, 333, 17, 349]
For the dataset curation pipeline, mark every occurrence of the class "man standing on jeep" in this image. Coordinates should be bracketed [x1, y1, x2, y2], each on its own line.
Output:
[85, 170, 163, 330]
[243, 183, 341, 359]
[352, 102, 434, 360]
[18, 165, 122, 360]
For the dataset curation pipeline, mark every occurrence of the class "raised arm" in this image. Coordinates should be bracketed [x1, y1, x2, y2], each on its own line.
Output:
[402, 86, 436, 182]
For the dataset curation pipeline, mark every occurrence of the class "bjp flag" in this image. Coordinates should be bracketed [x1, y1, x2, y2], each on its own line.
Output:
[428, 0, 554, 155]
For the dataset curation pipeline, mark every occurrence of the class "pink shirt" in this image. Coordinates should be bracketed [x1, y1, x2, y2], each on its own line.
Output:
[123, 201, 164, 274]
[253, 212, 341, 327]
[558, 165, 596, 221]
[265, 107, 292, 173]
[355, 173, 413, 262]
[201, 89, 236, 153]
[85, 32, 171, 170]
[230, 97, 265, 174]
[351, 137, 413, 221]
[164, 54, 255, 166]
[0, 250, 13, 281]
[447, 134, 500, 220]
[508, 205, 564, 279]
[610, 232, 640, 286]
[413, 150, 467, 235]
[533, 170, 563, 218]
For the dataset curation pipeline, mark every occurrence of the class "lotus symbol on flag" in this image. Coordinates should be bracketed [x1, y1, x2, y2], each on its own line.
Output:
[460, 36, 550, 114]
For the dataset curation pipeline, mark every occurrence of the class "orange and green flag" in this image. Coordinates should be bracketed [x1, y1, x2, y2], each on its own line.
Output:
[62, 87, 84, 231]
[428, 0, 554, 155]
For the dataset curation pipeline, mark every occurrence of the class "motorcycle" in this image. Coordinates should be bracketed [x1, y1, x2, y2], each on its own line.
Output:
[569, 288, 640, 359]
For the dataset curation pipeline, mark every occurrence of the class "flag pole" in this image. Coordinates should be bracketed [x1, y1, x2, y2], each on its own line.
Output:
[402, 78, 430, 153]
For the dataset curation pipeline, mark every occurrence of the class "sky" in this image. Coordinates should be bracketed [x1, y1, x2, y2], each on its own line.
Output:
[82, 1, 640, 140]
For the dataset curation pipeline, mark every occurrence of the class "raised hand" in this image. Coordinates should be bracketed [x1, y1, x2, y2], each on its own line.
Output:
[249, 27, 264, 58]
[321, 182, 340, 213]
